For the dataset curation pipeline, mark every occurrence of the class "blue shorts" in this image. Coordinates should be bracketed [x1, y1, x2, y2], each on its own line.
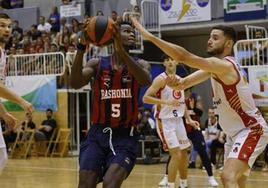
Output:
[79, 125, 139, 179]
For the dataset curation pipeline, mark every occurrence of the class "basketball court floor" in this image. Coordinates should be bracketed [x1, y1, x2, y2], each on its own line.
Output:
[0, 157, 268, 188]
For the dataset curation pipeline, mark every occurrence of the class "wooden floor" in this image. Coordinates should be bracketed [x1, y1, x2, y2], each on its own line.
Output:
[0, 157, 268, 188]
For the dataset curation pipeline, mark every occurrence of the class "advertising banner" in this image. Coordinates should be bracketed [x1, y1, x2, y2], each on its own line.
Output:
[159, 0, 211, 25]
[247, 67, 268, 106]
[224, 0, 266, 21]
[3, 75, 57, 111]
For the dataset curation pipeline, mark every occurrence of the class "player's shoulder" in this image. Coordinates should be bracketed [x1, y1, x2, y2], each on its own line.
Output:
[153, 73, 167, 85]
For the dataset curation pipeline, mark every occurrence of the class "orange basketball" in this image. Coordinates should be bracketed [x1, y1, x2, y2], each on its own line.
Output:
[86, 16, 114, 46]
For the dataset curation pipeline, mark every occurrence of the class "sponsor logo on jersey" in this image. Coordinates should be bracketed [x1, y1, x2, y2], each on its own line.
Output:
[213, 98, 222, 106]
[173, 90, 182, 99]
[232, 147, 238, 153]
[101, 89, 132, 100]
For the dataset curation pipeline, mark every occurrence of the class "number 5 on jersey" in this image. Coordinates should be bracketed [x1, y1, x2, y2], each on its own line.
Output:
[111, 104, 120, 118]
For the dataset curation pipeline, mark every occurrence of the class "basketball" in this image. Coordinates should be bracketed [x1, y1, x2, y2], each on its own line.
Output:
[86, 16, 114, 46]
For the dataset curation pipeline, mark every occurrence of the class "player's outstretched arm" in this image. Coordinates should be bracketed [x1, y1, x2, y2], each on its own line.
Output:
[0, 82, 33, 114]
[167, 70, 211, 91]
[130, 17, 233, 76]
[113, 24, 151, 86]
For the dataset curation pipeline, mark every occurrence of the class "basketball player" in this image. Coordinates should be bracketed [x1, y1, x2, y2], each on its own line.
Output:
[131, 17, 268, 188]
[143, 55, 199, 188]
[0, 13, 34, 174]
[70, 21, 151, 188]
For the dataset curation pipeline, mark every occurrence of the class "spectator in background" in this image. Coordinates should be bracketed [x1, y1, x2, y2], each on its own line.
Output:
[12, 20, 23, 41]
[137, 108, 156, 139]
[57, 26, 70, 49]
[50, 42, 58, 52]
[20, 112, 36, 131]
[28, 24, 41, 40]
[10, 0, 23, 8]
[0, 0, 11, 9]
[110, 10, 118, 22]
[49, 7, 60, 33]
[2, 118, 16, 152]
[37, 16, 52, 33]
[60, 17, 68, 32]
[35, 108, 57, 141]
[182, 89, 218, 186]
[96, 10, 104, 16]
[204, 108, 224, 166]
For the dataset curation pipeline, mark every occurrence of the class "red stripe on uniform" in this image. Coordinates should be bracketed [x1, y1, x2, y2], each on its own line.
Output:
[130, 79, 139, 126]
[214, 58, 258, 128]
[91, 80, 100, 123]
[156, 119, 169, 152]
[238, 125, 262, 163]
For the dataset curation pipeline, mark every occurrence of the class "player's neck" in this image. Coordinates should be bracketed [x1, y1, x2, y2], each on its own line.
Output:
[165, 69, 176, 75]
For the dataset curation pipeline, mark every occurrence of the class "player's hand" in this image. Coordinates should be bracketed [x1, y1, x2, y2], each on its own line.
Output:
[2, 112, 17, 130]
[130, 16, 154, 41]
[20, 100, 34, 114]
[164, 99, 180, 107]
[186, 119, 200, 130]
[166, 75, 184, 90]
[79, 18, 92, 45]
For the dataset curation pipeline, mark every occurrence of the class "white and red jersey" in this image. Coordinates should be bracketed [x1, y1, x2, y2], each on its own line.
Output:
[0, 47, 7, 83]
[211, 56, 266, 137]
[154, 72, 186, 119]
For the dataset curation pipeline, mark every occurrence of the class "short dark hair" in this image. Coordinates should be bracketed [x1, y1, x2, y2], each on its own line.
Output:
[119, 21, 132, 27]
[46, 108, 53, 113]
[0, 13, 10, 19]
[212, 25, 236, 43]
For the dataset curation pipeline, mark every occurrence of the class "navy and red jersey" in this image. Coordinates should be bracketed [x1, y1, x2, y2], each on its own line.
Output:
[184, 95, 202, 133]
[91, 55, 140, 128]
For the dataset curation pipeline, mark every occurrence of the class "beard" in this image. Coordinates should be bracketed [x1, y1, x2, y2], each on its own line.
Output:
[207, 45, 225, 56]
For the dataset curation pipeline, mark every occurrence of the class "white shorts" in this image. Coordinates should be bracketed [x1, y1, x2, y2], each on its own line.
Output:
[224, 123, 268, 171]
[156, 117, 190, 151]
[0, 125, 6, 149]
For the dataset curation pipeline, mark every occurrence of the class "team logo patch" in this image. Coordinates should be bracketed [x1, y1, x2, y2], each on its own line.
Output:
[173, 90, 181, 99]
[160, 0, 172, 11]
[233, 147, 238, 153]
[125, 157, 130, 165]
[102, 71, 111, 88]
[122, 75, 132, 83]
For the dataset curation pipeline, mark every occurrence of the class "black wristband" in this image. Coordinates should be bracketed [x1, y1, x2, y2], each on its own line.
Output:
[77, 43, 86, 51]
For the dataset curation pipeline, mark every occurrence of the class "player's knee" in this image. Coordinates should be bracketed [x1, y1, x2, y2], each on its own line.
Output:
[103, 174, 124, 188]
[78, 170, 98, 188]
[221, 169, 237, 184]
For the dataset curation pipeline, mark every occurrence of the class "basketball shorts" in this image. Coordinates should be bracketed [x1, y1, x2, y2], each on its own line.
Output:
[224, 122, 268, 175]
[79, 124, 139, 179]
[156, 117, 190, 151]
